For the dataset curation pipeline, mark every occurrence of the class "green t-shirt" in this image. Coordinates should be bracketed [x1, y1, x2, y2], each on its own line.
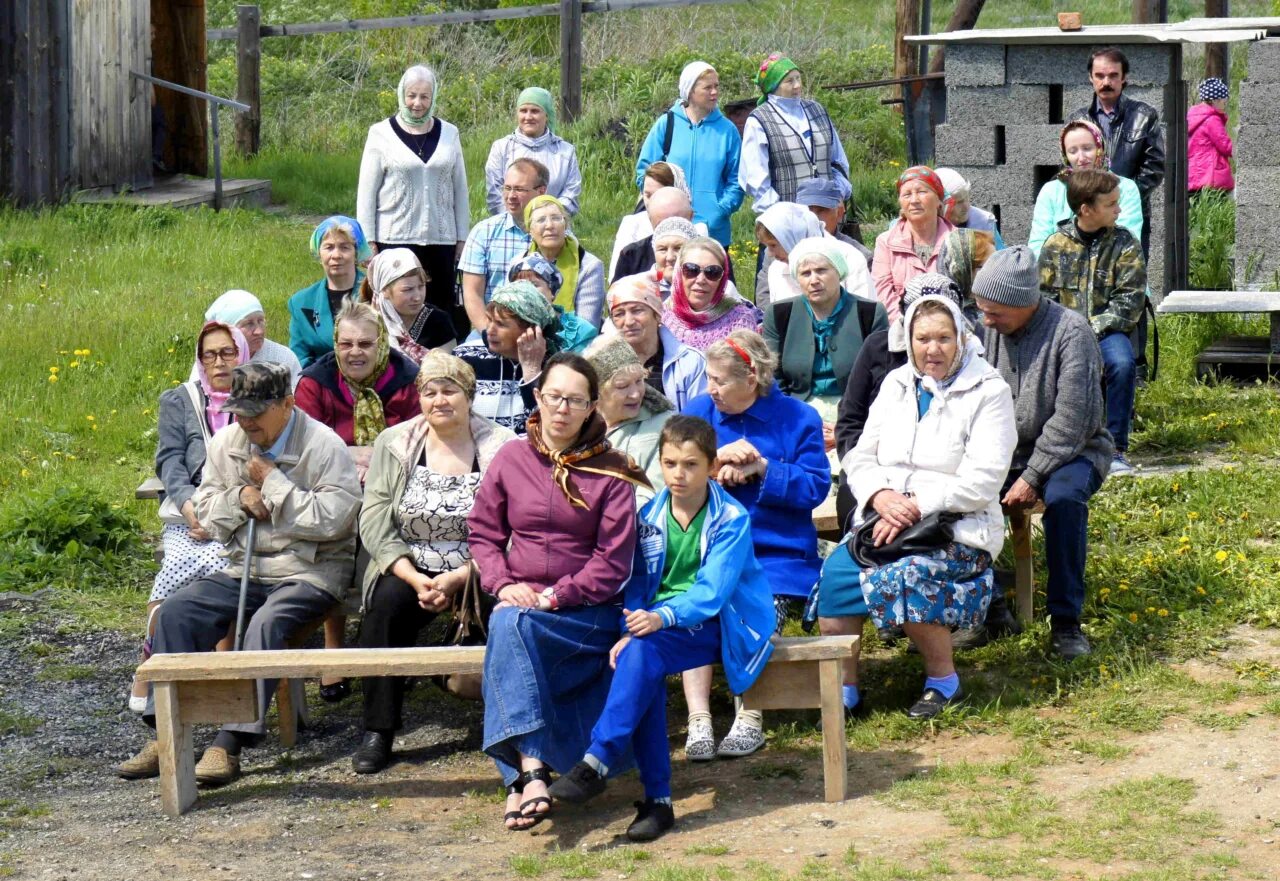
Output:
[655, 501, 707, 604]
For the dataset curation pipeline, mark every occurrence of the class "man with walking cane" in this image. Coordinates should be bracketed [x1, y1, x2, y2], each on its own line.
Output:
[118, 363, 362, 785]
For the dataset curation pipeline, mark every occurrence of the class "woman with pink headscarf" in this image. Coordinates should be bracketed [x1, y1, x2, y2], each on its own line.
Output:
[871, 166, 956, 322]
[661, 237, 762, 351]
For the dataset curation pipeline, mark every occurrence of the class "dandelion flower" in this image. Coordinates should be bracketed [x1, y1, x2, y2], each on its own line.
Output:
[48, 366, 58, 374]
[48, 374, 58, 383]
[1128, 613, 1139, 623]
[69, 361, 79, 368]
[1214, 550, 1229, 562]
[1157, 609, 1169, 617]
[1195, 585, 1206, 595]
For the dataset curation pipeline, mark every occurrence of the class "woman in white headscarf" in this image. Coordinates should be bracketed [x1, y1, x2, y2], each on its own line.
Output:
[634, 61, 743, 247]
[754, 202, 872, 307]
[357, 64, 470, 318]
[190, 289, 302, 388]
[359, 248, 458, 364]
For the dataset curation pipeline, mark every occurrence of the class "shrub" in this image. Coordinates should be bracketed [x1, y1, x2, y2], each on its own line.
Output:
[1, 485, 141, 556]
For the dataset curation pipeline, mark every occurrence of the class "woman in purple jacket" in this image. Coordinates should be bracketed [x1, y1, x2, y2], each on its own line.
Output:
[469, 353, 650, 832]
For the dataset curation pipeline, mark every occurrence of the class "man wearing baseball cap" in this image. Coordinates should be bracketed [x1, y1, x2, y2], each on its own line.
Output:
[972, 246, 1114, 661]
[118, 363, 362, 785]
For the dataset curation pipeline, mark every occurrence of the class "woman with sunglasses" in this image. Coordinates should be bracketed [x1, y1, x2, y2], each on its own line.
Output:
[661, 237, 762, 351]
[681, 329, 830, 758]
[469, 353, 650, 831]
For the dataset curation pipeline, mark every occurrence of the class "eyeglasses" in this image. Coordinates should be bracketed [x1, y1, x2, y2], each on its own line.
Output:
[199, 347, 239, 364]
[336, 339, 378, 353]
[681, 262, 725, 282]
[502, 185, 535, 195]
[539, 392, 593, 412]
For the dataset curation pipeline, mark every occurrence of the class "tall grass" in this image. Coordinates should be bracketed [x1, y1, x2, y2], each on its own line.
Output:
[1187, 189, 1236, 290]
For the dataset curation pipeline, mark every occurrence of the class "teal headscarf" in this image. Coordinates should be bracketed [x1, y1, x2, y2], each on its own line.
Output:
[516, 86, 556, 134]
[309, 215, 372, 263]
[397, 65, 437, 126]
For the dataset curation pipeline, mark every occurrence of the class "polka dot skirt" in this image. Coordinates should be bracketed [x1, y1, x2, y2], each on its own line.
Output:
[149, 524, 227, 603]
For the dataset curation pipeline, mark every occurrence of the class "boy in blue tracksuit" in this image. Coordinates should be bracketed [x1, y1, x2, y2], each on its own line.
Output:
[547, 415, 776, 841]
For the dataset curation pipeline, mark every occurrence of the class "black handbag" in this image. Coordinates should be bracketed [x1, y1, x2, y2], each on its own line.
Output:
[848, 511, 962, 568]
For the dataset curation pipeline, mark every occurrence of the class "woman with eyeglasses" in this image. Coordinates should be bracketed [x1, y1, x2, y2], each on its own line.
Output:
[524, 195, 605, 330]
[468, 352, 650, 831]
[661, 237, 762, 351]
[681, 329, 830, 759]
[126, 320, 251, 714]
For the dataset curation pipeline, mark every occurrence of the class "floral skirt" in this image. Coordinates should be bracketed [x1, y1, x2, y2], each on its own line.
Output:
[860, 542, 993, 630]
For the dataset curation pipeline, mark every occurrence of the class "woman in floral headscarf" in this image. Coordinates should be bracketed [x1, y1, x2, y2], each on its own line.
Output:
[661, 237, 763, 351]
[357, 64, 470, 315]
[1027, 119, 1143, 256]
[485, 86, 583, 216]
[871, 166, 956, 322]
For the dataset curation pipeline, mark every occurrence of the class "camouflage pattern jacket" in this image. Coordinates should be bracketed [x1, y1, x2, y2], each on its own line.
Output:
[1037, 219, 1147, 338]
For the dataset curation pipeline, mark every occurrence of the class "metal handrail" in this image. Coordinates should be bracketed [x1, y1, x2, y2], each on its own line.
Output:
[130, 72, 250, 211]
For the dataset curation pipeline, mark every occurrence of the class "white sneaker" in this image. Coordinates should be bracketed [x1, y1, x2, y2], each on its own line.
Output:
[1109, 454, 1134, 477]
[128, 695, 148, 714]
[684, 717, 716, 762]
[716, 716, 765, 758]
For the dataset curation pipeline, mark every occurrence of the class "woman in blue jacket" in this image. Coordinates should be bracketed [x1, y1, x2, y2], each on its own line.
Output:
[546, 415, 775, 841]
[288, 216, 370, 367]
[635, 62, 744, 247]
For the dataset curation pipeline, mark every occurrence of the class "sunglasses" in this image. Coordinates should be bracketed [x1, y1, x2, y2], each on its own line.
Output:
[680, 262, 725, 282]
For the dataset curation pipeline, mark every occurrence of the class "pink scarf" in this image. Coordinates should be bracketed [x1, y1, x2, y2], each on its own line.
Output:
[195, 321, 251, 433]
[670, 250, 735, 328]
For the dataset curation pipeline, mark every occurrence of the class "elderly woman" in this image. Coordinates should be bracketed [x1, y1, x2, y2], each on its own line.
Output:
[357, 64, 469, 315]
[469, 353, 649, 830]
[741, 54, 852, 221]
[127, 320, 251, 713]
[507, 253, 598, 354]
[1189, 78, 1234, 196]
[1028, 120, 1143, 256]
[764, 239, 887, 452]
[872, 166, 958, 322]
[756, 202, 874, 308]
[611, 161, 694, 276]
[935, 168, 1006, 249]
[937, 228, 998, 326]
[683, 329, 830, 758]
[608, 274, 706, 411]
[662, 237, 762, 350]
[635, 61, 743, 247]
[359, 248, 458, 363]
[452, 281, 558, 435]
[524, 194, 605, 329]
[190, 289, 302, 388]
[587, 336, 675, 504]
[485, 87, 582, 216]
[840, 295, 1015, 719]
[351, 352, 515, 774]
[288, 216, 370, 368]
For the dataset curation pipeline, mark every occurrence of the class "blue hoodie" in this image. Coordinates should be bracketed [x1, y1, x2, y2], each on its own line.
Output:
[623, 482, 775, 695]
[635, 102, 744, 247]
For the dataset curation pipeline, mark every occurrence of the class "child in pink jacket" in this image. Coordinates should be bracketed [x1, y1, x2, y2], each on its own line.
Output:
[1188, 78, 1234, 194]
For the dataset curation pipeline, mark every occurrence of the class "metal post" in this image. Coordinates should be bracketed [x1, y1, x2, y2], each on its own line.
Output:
[211, 106, 223, 212]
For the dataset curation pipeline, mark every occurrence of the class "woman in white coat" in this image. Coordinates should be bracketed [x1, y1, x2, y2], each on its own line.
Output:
[845, 294, 1015, 720]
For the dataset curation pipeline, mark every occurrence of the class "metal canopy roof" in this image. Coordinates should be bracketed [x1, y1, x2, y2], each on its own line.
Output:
[905, 18, 1280, 45]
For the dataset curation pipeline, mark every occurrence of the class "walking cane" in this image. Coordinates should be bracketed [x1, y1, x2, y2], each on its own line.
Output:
[233, 517, 258, 652]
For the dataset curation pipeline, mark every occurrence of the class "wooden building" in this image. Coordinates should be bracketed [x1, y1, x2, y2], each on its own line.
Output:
[1, 0, 210, 207]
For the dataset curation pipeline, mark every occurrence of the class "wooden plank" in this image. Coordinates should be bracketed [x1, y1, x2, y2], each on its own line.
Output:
[770, 635, 858, 662]
[741, 660, 821, 711]
[559, 0, 583, 124]
[234, 4, 260, 156]
[818, 658, 848, 802]
[1009, 510, 1036, 624]
[138, 646, 489, 681]
[1157, 290, 1280, 313]
[277, 678, 298, 748]
[814, 495, 839, 537]
[894, 0, 921, 107]
[136, 475, 164, 500]
[153, 681, 198, 817]
[178, 678, 258, 724]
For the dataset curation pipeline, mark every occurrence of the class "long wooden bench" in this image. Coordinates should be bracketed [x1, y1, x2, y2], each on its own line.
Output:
[136, 635, 858, 816]
[1157, 289, 1280, 380]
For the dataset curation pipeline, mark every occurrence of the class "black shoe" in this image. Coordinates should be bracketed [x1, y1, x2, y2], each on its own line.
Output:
[546, 760, 606, 804]
[985, 592, 1024, 639]
[907, 686, 963, 720]
[844, 697, 870, 721]
[1050, 626, 1092, 660]
[319, 679, 351, 703]
[877, 624, 905, 647]
[950, 626, 990, 651]
[626, 799, 675, 842]
[351, 730, 393, 774]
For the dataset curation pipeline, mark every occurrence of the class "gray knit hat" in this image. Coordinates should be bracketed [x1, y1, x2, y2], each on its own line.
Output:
[971, 245, 1041, 307]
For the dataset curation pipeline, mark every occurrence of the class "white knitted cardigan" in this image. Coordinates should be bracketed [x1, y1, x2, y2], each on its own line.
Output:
[356, 117, 470, 246]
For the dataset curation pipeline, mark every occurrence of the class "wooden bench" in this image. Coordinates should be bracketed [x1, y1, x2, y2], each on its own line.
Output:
[136, 635, 858, 816]
[1157, 289, 1280, 380]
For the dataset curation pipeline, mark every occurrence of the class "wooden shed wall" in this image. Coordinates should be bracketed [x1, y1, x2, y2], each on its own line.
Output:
[0, 0, 73, 206]
[70, 0, 151, 192]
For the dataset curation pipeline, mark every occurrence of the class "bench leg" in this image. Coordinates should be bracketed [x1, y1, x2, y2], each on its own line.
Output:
[153, 682, 197, 817]
[1011, 512, 1034, 624]
[277, 678, 299, 748]
[818, 658, 848, 802]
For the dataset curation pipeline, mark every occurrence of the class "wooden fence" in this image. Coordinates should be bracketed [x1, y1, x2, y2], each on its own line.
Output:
[210, 0, 744, 156]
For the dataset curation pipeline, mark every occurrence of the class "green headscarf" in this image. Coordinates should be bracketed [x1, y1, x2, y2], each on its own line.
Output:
[335, 309, 392, 446]
[755, 53, 799, 105]
[516, 86, 556, 134]
[396, 65, 437, 127]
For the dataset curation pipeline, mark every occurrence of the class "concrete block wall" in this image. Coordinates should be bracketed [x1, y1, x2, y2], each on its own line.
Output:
[1236, 39, 1280, 287]
[936, 41, 1177, 296]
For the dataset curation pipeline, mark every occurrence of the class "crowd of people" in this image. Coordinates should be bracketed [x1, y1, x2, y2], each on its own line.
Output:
[118, 45, 1210, 840]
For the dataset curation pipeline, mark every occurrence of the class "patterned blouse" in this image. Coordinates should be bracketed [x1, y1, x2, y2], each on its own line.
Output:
[396, 451, 481, 573]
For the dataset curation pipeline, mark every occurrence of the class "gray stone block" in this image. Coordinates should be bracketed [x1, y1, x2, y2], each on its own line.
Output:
[946, 43, 1006, 88]
[934, 124, 997, 166]
[1238, 81, 1280, 124]
[947, 85, 1049, 124]
[944, 164, 1038, 212]
[1234, 214, 1279, 287]
[1007, 44, 1172, 86]
[996, 207, 1034, 245]
[1236, 167, 1280, 206]
[1246, 38, 1280, 84]
[1003, 124, 1064, 166]
[1236, 126, 1280, 167]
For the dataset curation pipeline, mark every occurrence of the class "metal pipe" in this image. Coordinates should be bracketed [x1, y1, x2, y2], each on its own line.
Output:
[211, 107, 223, 212]
[129, 71, 249, 111]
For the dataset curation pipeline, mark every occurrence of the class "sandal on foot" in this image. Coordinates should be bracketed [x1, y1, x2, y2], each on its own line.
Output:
[503, 780, 526, 830]
[516, 766, 554, 830]
[318, 679, 351, 703]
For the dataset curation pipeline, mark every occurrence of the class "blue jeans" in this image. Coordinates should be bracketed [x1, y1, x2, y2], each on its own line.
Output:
[587, 619, 721, 799]
[1099, 331, 1136, 453]
[1026, 456, 1104, 624]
